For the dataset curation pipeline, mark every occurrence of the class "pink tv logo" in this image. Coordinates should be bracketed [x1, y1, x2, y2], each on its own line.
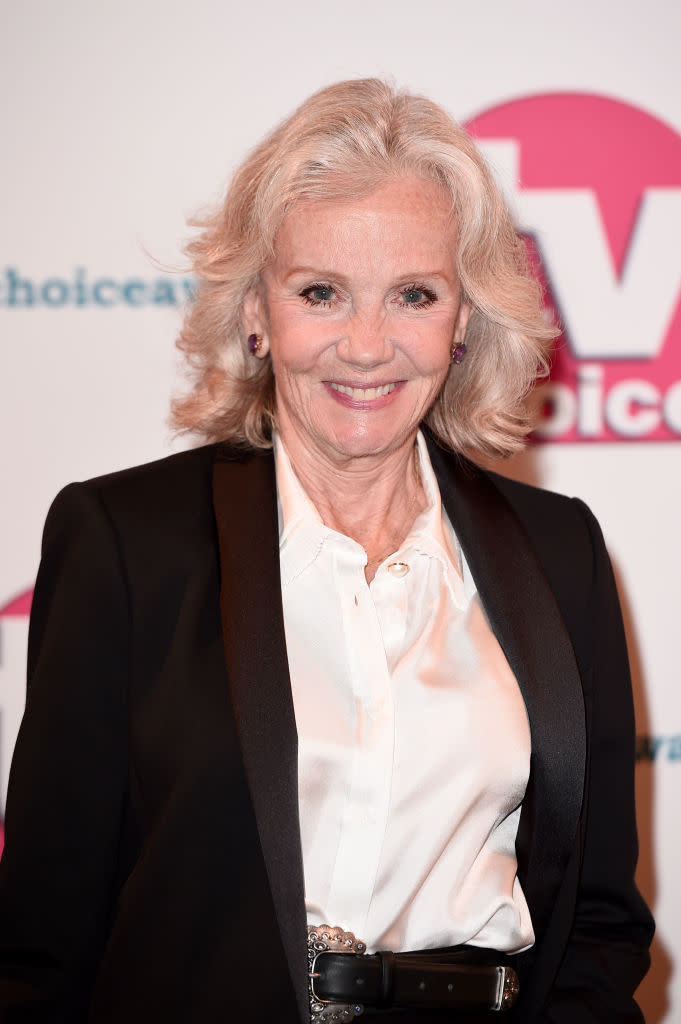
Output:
[0, 590, 33, 618]
[467, 94, 681, 442]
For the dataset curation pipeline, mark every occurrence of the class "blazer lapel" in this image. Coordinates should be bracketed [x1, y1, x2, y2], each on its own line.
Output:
[212, 445, 308, 1021]
[427, 438, 586, 943]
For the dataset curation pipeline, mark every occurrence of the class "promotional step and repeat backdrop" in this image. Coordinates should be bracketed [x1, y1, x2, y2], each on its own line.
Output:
[1, 2, 679, 1019]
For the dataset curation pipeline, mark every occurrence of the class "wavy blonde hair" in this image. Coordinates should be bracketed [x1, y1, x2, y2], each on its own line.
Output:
[172, 78, 556, 458]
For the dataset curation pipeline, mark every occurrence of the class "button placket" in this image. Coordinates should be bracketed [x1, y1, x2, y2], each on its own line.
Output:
[372, 550, 412, 672]
[327, 552, 395, 938]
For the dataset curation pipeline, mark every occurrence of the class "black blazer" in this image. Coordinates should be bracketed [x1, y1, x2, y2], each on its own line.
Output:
[0, 436, 653, 1023]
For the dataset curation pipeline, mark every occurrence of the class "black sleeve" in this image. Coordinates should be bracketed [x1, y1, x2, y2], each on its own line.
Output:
[541, 499, 654, 1022]
[0, 483, 130, 1022]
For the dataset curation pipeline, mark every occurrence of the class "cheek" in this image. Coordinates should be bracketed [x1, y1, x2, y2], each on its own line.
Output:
[268, 310, 330, 373]
[404, 323, 454, 374]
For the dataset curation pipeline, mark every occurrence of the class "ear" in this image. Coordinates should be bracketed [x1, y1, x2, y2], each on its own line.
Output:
[453, 300, 471, 346]
[242, 285, 270, 358]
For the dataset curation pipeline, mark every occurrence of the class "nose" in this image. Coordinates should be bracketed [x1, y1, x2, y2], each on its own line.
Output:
[335, 310, 394, 368]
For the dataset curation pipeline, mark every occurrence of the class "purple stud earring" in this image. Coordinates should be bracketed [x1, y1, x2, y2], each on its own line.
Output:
[451, 342, 467, 365]
[248, 333, 263, 355]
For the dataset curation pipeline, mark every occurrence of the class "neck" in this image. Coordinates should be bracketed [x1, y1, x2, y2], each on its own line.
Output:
[281, 431, 426, 583]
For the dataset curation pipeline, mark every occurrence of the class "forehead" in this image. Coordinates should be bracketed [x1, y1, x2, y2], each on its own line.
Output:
[272, 176, 457, 267]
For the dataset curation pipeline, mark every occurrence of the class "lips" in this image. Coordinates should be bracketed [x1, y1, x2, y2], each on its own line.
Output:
[328, 382, 397, 401]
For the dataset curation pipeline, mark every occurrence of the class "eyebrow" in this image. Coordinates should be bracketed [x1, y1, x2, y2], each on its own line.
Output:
[283, 267, 344, 282]
[282, 267, 453, 285]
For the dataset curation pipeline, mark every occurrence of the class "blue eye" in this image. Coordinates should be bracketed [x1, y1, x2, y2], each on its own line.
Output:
[301, 284, 334, 306]
[400, 285, 436, 308]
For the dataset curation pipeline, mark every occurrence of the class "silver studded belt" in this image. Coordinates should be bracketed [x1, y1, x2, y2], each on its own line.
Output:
[307, 926, 520, 1022]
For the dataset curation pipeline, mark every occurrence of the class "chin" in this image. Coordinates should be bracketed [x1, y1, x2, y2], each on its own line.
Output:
[322, 422, 415, 462]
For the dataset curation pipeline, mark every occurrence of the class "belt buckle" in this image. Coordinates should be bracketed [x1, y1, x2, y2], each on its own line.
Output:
[496, 964, 521, 1012]
[307, 924, 367, 1022]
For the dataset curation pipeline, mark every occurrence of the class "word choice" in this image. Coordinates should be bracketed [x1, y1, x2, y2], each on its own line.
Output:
[0, 268, 196, 308]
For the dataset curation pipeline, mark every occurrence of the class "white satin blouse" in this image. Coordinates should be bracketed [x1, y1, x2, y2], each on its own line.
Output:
[276, 432, 534, 954]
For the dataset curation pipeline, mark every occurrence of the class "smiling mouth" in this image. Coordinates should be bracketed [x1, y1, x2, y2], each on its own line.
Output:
[329, 382, 397, 401]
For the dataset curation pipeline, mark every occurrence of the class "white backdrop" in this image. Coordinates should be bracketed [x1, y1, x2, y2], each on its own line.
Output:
[1, 2, 679, 1020]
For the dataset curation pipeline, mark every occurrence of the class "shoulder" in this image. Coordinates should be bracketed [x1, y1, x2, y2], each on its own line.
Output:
[427, 433, 607, 609]
[45, 442, 277, 567]
[50, 441, 269, 520]
[43, 443, 249, 561]
[79, 442, 222, 507]
[37, 443, 276, 617]
[476, 465, 615, 656]
[482, 465, 604, 573]
[444, 456, 621, 680]
[484, 465, 595, 544]
[427, 433, 600, 573]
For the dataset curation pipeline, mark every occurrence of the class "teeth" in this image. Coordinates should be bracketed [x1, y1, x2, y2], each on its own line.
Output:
[330, 382, 396, 400]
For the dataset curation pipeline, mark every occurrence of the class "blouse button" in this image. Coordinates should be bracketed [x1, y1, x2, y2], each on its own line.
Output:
[387, 561, 410, 578]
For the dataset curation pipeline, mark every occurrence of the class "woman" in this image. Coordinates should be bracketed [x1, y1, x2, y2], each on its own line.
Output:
[0, 79, 652, 1022]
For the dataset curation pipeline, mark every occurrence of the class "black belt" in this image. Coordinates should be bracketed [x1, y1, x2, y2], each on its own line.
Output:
[307, 927, 520, 1021]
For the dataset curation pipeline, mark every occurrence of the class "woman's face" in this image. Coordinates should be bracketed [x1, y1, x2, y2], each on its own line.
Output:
[249, 176, 470, 469]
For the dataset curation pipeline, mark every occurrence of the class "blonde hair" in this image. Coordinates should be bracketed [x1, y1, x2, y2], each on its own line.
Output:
[172, 78, 556, 458]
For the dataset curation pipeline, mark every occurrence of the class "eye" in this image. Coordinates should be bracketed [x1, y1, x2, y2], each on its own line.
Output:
[399, 285, 437, 309]
[300, 284, 335, 307]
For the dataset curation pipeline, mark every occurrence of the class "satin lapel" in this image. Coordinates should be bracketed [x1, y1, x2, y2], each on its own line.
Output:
[427, 438, 586, 942]
[212, 446, 308, 1021]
